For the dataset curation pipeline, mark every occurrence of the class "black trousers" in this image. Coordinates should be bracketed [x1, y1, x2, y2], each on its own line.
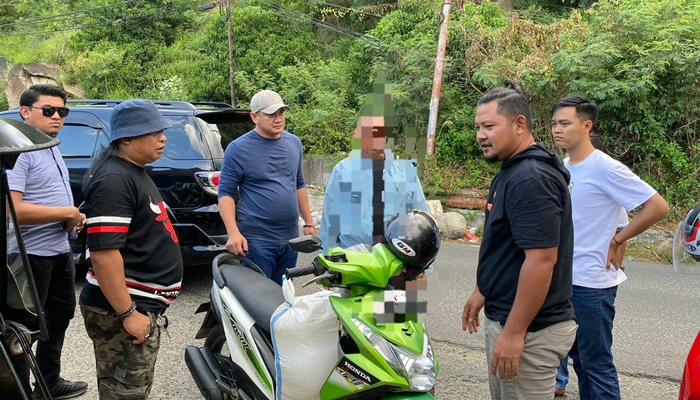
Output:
[27, 253, 77, 385]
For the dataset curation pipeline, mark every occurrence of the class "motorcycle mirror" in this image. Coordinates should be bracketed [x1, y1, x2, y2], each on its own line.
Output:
[288, 235, 322, 253]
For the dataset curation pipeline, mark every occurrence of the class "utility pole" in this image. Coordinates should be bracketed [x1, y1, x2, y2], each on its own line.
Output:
[426, 0, 452, 156]
[225, 0, 236, 107]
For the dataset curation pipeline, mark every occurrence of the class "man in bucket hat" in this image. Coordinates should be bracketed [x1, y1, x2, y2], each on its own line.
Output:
[218, 90, 315, 285]
[79, 99, 183, 399]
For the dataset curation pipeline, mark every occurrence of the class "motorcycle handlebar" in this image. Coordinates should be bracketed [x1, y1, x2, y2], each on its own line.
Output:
[285, 264, 316, 279]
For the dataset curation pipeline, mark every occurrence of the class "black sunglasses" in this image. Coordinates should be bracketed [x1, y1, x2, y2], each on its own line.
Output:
[28, 105, 70, 118]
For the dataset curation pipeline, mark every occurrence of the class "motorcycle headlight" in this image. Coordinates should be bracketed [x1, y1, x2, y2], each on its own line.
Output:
[392, 334, 437, 391]
[353, 319, 437, 391]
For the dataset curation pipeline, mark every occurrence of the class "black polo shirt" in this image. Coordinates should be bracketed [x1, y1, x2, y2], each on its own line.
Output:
[477, 143, 575, 331]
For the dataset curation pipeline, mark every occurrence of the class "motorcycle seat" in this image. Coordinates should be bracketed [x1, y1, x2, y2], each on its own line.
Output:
[218, 263, 285, 334]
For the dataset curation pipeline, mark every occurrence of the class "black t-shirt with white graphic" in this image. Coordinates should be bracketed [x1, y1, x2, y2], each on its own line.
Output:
[79, 156, 183, 314]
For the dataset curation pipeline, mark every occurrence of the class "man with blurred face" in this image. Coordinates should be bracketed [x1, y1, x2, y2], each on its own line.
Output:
[218, 90, 315, 285]
[319, 78, 430, 291]
[550, 95, 668, 399]
[462, 80, 577, 399]
[8, 84, 88, 399]
[320, 115, 428, 252]
[80, 99, 183, 399]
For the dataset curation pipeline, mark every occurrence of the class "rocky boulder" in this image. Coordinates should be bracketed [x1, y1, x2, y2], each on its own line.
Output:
[436, 212, 467, 240]
[4, 62, 84, 109]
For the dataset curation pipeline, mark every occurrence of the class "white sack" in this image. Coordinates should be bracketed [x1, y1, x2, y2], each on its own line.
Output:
[271, 279, 339, 400]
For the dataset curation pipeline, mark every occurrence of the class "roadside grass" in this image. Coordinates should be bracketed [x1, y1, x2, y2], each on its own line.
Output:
[624, 242, 673, 265]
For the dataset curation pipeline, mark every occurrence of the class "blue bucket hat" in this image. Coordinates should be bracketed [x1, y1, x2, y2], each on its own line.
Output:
[109, 99, 171, 143]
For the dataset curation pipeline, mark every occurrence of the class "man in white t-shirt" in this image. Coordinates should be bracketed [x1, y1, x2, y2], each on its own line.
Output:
[550, 95, 669, 400]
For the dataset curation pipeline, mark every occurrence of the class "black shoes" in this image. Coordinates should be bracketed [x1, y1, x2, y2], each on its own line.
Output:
[33, 377, 88, 399]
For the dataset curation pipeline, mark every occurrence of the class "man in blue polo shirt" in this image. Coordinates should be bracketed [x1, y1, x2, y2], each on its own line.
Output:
[8, 84, 88, 399]
[218, 90, 315, 285]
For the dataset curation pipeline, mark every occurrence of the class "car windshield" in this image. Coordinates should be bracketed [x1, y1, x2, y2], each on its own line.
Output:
[57, 125, 99, 157]
[162, 115, 211, 160]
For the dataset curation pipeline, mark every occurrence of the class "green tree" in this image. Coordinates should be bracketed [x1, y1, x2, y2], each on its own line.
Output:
[276, 59, 356, 154]
[66, 0, 203, 97]
[154, 4, 322, 104]
[550, 0, 700, 215]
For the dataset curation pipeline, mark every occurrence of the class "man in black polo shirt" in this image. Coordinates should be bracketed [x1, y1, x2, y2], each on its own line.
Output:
[461, 81, 576, 399]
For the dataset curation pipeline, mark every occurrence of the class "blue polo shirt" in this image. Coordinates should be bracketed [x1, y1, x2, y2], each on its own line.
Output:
[7, 146, 73, 256]
[218, 130, 306, 245]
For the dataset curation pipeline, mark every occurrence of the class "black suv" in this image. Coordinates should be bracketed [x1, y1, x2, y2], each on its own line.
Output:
[0, 100, 252, 267]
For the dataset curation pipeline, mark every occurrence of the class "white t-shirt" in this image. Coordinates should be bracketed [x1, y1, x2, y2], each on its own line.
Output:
[565, 150, 657, 288]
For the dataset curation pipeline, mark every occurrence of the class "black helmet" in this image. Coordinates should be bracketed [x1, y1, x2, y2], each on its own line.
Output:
[384, 210, 441, 279]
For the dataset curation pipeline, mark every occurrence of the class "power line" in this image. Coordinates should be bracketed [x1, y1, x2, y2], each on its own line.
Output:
[311, 1, 382, 18]
[0, 0, 203, 37]
[255, 0, 381, 43]
[0, 0, 387, 49]
[0, 0, 203, 34]
[0, 0, 137, 29]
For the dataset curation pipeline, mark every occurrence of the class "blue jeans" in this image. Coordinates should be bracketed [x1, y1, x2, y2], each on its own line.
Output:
[570, 285, 620, 400]
[556, 356, 569, 390]
[243, 241, 298, 285]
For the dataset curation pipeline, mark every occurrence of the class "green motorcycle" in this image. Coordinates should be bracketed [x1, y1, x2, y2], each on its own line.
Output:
[185, 210, 440, 400]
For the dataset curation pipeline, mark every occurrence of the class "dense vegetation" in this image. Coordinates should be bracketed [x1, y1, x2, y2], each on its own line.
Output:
[0, 0, 697, 218]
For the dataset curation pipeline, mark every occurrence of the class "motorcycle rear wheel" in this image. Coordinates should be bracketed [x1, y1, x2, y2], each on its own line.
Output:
[204, 324, 257, 400]
[204, 323, 228, 356]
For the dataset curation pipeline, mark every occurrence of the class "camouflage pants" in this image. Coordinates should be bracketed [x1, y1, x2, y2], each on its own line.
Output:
[80, 305, 162, 400]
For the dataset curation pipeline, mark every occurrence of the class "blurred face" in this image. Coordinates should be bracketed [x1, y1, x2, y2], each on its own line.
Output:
[119, 131, 167, 166]
[474, 101, 518, 163]
[251, 108, 286, 138]
[19, 95, 67, 137]
[353, 116, 386, 159]
[551, 106, 591, 152]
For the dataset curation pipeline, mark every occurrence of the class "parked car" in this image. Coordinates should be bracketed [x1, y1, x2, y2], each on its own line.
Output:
[680, 331, 700, 400]
[673, 208, 700, 400]
[0, 100, 252, 268]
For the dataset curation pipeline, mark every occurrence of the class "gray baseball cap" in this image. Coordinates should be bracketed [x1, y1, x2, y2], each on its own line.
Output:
[250, 90, 290, 114]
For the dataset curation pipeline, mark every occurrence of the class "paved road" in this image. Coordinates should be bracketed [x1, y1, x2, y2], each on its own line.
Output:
[58, 242, 697, 399]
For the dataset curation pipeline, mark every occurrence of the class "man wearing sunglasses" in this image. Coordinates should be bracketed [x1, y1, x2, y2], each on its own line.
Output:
[7, 84, 88, 399]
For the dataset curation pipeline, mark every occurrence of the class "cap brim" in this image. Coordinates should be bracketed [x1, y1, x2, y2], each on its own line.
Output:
[258, 104, 290, 114]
